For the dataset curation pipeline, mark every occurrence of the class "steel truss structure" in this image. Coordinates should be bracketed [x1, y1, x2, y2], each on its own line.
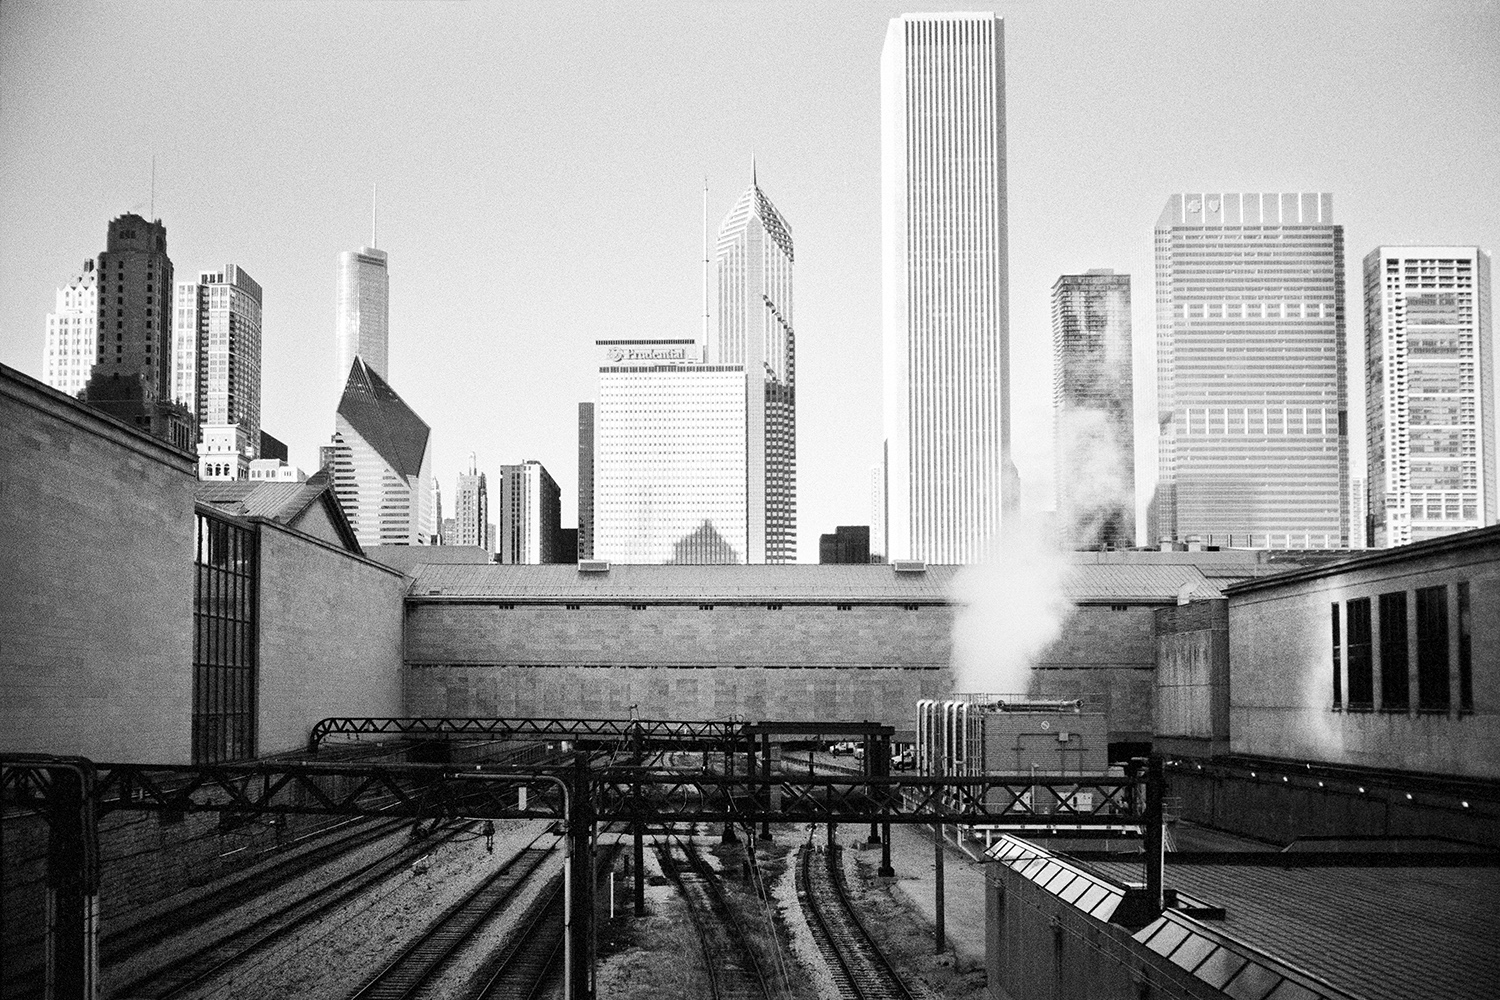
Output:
[3, 730, 1163, 1000]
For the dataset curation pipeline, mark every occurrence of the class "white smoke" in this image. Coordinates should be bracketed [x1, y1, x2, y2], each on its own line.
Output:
[948, 511, 1074, 695]
[1055, 406, 1135, 550]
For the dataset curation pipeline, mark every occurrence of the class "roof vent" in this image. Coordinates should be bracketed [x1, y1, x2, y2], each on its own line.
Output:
[892, 560, 926, 573]
[578, 559, 610, 573]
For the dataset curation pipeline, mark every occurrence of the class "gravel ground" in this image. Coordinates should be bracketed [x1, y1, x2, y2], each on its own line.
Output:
[115, 819, 549, 1000]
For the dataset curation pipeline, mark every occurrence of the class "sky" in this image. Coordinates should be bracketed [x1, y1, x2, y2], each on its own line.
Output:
[2, 1, 1498, 559]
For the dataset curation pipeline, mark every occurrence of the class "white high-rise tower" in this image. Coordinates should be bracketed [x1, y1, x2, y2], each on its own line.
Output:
[881, 12, 1016, 564]
[713, 171, 796, 563]
[1365, 247, 1494, 547]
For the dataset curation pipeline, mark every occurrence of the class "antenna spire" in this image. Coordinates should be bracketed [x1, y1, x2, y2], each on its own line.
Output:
[150, 155, 156, 220]
[751, 152, 757, 187]
[371, 182, 378, 249]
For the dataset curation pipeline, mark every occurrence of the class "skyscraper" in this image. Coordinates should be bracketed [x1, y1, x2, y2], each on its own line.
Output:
[578, 402, 594, 561]
[1364, 247, 1494, 547]
[713, 172, 796, 562]
[42, 260, 97, 398]
[1153, 193, 1347, 548]
[453, 452, 490, 550]
[172, 265, 264, 480]
[881, 12, 1016, 563]
[335, 246, 389, 387]
[498, 461, 561, 564]
[82, 213, 194, 450]
[593, 338, 748, 564]
[325, 358, 433, 546]
[1053, 270, 1134, 549]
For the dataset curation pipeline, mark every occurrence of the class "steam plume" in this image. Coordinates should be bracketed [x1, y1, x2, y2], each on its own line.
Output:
[949, 512, 1073, 695]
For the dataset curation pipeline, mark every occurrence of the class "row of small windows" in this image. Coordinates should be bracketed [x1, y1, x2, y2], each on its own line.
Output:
[1330, 583, 1473, 714]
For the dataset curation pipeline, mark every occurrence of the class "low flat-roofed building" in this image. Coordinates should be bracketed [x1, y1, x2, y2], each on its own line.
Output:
[402, 559, 1227, 738]
[987, 834, 1500, 1000]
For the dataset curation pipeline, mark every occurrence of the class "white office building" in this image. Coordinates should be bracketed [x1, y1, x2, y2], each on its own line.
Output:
[42, 260, 98, 398]
[1153, 193, 1347, 548]
[593, 339, 748, 564]
[881, 12, 1017, 563]
[172, 265, 263, 481]
[1365, 247, 1494, 547]
[453, 451, 490, 551]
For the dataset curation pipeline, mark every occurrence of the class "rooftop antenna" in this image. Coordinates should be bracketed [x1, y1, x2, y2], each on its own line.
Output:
[701, 177, 710, 352]
[150, 154, 156, 220]
[371, 182, 378, 249]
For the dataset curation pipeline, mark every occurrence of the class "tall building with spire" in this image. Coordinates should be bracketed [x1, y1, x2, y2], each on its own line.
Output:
[42, 260, 97, 398]
[1365, 246, 1494, 547]
[1153, 193, 1347, 548]
[82, 213, 195, 450]
[452, 452, 490, 551]
[324, 358, 433, 546]
[712, 169, 796, 562]
[881, 13, 1016, 563]
[172, 265, 264, 480]
[335, 246, 389, 388]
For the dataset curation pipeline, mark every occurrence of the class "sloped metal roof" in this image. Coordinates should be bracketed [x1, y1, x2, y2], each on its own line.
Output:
[406, 559, 1220, 604]
[196, 470, 330, 524]
[1084, 858, 1500, 1000]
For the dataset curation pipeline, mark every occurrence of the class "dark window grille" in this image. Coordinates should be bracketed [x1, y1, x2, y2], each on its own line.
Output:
[1379, 591, 1409, 711]
[1458, 582, 1473, 711]
[1416, 585, 1450, 712]
[1346, 597, 1372, 710]
[193, 511, 257, 763]
[1331, 603, 1342, 708]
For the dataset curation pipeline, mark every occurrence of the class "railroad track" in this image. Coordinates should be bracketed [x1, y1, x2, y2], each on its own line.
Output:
[103, 816, 407, 963]
[655, 834, 773, 1000]
[467, 873, 565, 1000]
[798, 843, 913, 1000]
[348, 829, 563, 1000]
[111, 821, 476, 999]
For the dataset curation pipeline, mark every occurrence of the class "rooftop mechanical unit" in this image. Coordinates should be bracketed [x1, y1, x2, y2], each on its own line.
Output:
[916, 694, 1109, 779]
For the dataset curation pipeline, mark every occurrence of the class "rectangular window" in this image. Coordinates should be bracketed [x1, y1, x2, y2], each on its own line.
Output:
[1458, 582, 1473, 711]
[1379, 591, 1409, 711]
[1346, 597, 1373, 710]
[1416, 586, 1450, 712]
[193, 511, 258, 763]
[1331, 603, 1342, 708]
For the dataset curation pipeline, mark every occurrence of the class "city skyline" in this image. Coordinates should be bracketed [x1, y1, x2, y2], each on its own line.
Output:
[3, 2, 1499, 559]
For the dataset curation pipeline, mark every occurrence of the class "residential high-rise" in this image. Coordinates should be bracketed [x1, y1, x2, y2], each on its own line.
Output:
[1365, 247, 1494, 547]
[325, 358, 433, 546]
[171, 265, 264, 480]
[1053, 270, 1134, 549]
[870, 461, 886, 563]
[1349, 475, 1368, 549]
[453, 452, 490, 550]
[1153, 193, 1347, 548]
[42, 260, 97, 398]
[578, 402, 594, 561]
[431, 478, 443, 544]
[335, 246, 389, 388]
[593, 338, 747, 564]
[82, 213, 194, 450]
[881, 13, 1017, 563]
[713, 172, 796, 562]
[498, 460, 561, 564]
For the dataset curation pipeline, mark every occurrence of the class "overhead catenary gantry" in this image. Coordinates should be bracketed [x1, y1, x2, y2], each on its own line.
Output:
[3, 721, 1161, 1000]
